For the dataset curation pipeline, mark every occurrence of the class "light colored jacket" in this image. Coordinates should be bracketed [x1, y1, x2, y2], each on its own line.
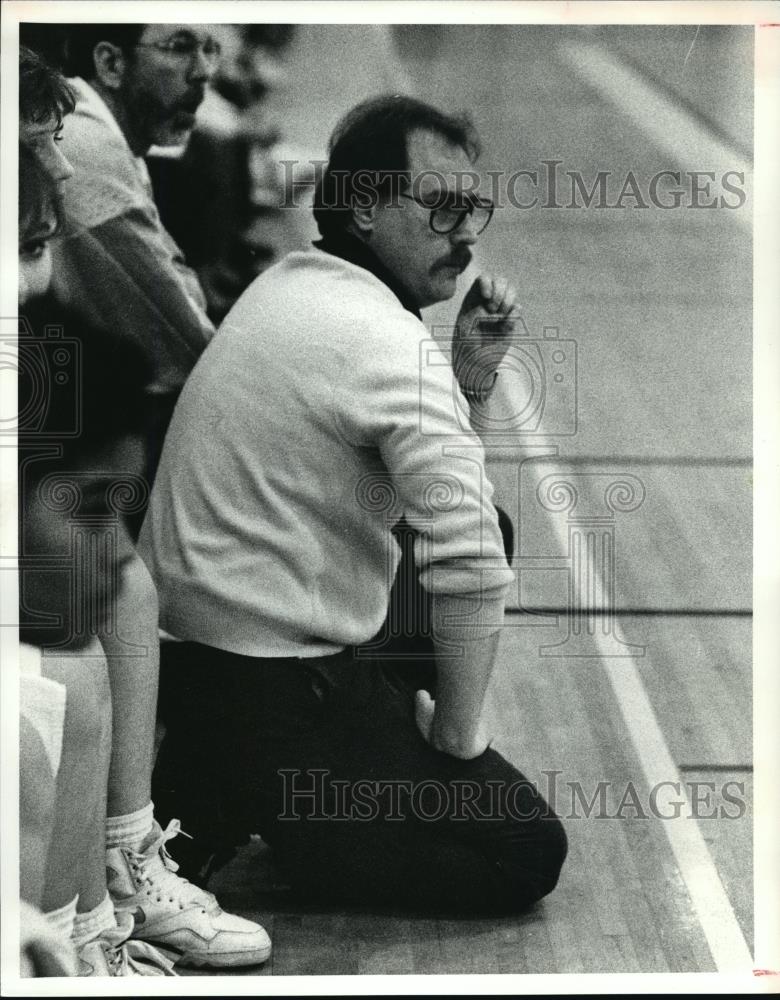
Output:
[139, 249, 514, 657]
[51, 77, 214, 395]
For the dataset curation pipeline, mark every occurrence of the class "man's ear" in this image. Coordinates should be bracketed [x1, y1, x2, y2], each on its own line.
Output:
[351, 200, 376, 236]
[91, 41, 128, 90]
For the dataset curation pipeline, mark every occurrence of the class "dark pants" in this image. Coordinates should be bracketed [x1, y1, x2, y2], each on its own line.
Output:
[155, 643, 566, 913]
[153, 508, 568, 911]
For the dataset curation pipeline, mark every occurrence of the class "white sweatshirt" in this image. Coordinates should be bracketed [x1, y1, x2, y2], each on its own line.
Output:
[138, 249, 514, 658]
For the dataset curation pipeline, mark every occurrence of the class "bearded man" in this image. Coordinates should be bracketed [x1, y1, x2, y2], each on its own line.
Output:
[50, 24, 217, 440]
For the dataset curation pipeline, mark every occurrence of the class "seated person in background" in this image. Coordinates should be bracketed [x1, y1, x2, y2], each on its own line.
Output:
[18, 59, 271, 973]
[19, 44, 74, 186]
[18, 144, 77, 978]
[44, 24, 217, 478]
[141, 95, 568, 912]
[19, 156, 174, 973]
[147, 23, 300, 322]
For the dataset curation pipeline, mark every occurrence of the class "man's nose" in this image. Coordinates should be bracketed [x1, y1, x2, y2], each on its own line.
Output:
[451, 212, 479, 246]
[189, 47, 216, 83]
[48, 143, 74, 184]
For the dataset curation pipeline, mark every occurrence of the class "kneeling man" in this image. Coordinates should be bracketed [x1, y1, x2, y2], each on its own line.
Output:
[140, 95, 567, 911]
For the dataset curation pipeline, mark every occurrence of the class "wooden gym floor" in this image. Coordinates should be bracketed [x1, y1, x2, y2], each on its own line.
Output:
[181, 23, 753, 979]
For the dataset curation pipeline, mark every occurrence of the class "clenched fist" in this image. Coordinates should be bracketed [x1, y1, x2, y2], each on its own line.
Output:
[453, 275, 520, 398]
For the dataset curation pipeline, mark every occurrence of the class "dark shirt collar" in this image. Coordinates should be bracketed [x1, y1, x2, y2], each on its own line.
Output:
[313, 231, 422, 320]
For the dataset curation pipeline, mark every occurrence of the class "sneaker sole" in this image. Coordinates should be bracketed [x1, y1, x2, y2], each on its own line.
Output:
[154, 942, 272, 969]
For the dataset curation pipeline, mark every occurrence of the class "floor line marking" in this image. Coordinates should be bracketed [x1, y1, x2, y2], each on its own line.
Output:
[523, 458, 752, 972]
[432, 167, 749, 967]
[559, 42, 751, 232]
[466, 45, 753, 968]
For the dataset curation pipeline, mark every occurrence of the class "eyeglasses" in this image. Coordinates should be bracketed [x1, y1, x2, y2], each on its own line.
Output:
[134, 34, 222, 67]
[398, 192, 494, 235]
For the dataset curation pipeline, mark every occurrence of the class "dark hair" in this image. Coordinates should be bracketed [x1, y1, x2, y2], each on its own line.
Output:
[63, 23, 145, 80]
[19, 25, 69, 71]
[19, 45, 75, 127]
[243, 24, 296, 50]
[19, 144, 63, 247]
[313, 94, 480, 241]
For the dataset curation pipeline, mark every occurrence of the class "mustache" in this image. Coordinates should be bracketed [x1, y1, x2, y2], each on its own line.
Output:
[178, 89, 206, 113]
[434, 248, 472, 272]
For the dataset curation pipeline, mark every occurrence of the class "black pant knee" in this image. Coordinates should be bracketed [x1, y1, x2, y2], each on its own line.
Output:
[493, 810, 568, 912]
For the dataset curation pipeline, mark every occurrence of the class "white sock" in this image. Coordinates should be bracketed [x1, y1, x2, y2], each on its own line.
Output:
[44, 895, 78, 939]
[71, 891, 116, 950]
[105, 801, 154, 851]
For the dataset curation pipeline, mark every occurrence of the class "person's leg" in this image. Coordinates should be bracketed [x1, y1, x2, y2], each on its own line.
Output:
[100, 571, 271, 970]
[19, 670, 66, 910]
[100, 549, 158, 818]
[151, 507, 516, 878]
[38, 641, 178, 977]
[152, 642, 566, 912]
[40, 640, 112, 914]
[152, 640, 251, 883]
[231, 650, 566, 913]
[20, 717, 57, 908]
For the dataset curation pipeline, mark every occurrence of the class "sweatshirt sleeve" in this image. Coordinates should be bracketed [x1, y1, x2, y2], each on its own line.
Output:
[51, 111, 214, 395]
[50, 212, 214, 395]
[337, 308, 514, 635]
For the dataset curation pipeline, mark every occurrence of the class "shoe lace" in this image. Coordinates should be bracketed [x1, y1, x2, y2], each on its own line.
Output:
[131, 819, 218, 911]
[93, 912, 176, 976]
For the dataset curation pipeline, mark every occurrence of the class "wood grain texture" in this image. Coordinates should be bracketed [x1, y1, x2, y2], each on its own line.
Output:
[180, 611, 749, 977]
[179, 21, 751, 981]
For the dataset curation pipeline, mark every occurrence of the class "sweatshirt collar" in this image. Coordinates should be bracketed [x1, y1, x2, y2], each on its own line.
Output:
[313, 231, 422, 320]
[68, 76, 125, 141]
[68, 77, 152, 190]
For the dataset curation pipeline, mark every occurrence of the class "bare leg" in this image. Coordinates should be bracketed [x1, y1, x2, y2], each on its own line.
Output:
[41, 639, 112, 913]
[20, 718, 57, 908]
[100, 550, 159, 818]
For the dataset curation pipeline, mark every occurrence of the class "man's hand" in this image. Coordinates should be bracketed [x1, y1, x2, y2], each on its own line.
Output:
[453, 275, 520, 397]
[414, 689, 493, 760]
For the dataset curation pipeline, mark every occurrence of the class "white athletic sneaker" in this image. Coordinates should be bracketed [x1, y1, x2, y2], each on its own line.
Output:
[106, 819, 272, 969]
[77, 911, 177, 976]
